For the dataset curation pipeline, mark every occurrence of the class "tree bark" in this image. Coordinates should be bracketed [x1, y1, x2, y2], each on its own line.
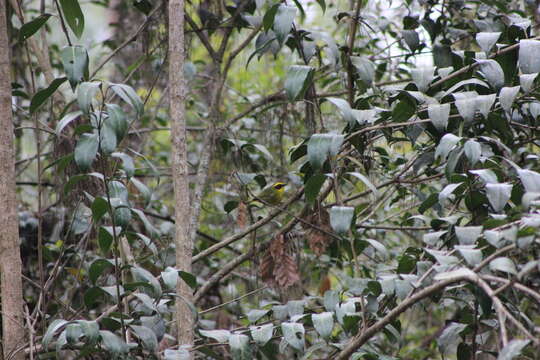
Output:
[168, 0, 194, 350]
[0, 1, 26, 359]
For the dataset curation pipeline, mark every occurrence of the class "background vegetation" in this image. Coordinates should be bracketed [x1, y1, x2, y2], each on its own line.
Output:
[1, 0, 540, 359]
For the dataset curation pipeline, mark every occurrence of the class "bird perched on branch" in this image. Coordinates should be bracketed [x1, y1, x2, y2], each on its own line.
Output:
[249, 182, 287, 206]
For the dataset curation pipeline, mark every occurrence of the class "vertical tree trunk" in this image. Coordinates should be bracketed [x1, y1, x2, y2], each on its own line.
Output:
[0, 1, 26, 359]
[168, 0, 194, 350]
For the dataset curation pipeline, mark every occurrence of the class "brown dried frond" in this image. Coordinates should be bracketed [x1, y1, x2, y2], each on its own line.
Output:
[236, 201, 247, 229]
[259, 251, 275, 286]
[269, 233, 285, 259]
[304, 206, 333, 256]
[274, 253, 301, 289]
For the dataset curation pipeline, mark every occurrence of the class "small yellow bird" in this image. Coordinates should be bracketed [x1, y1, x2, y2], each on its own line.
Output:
[249, 182, 287, 206]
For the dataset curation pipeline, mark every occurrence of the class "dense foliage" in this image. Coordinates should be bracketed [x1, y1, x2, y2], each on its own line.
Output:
[4, 0, 540, 359]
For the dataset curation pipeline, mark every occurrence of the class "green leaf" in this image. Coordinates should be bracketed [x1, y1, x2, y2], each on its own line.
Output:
[109, 83, 143, 116]
[89, 258, 114, 284]
[59, 0, 85, 38]
[77, 81, 101, 114]
[312, 312, 334, 339]
[229, 334, 251, 360]
[347, 172, 379, 197]
[250, 324, 273, 346]
[281, 322, 305, 351]
[284, 65, 314, 101]
[419, 193, 438, 214]
[131, 266, 162, 297]
[19, 13, 52, 41]
[273, 5, 296, 44]
[91, 197, 108, 223]
[133, 0, 153, 15]
[178, 270, 197, 289]
[43, 319, 68, 350]
[56, 111, 82, 135]
[402, 29, 420, 52]
[29, 77, 67, 114]
[329, 206, 354, 234]
[307, 133, 344, 170]
[262, 3, 280, 32]
[106, 104, 129, 140]
[74, 132, 99, 170]
[305, 174, 326, 205]
[61, 46, 89, 90]
[130, 325, 158, 352]
[98, 226, 114, 253]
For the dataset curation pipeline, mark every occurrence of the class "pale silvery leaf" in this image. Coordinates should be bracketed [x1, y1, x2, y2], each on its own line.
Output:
[352, 109, 376, 125]
[307, 133, 344, 169]
[452, 91, 478, 100]
[435, 134, 461, 160]
[519, 39, 540, 74]
[434, 267, 475, 281]
[395, 279, 413, 300]
[438, 66, 454, 78]
[250, 324, 273, 346]
[455, 98, 477, 122]
[489, 257, 517, 275]
[497, 339, 530, 360]
[501, 226, 517, 242]
[476, 94, 496, 118]
[229, 334, 251, 360]
[470, 169, 498, 183]
[485, 183, 512, 212]
[519, 73, 537, 93]
[428, 103, 450, 131]
[326, 97, 356, 125]
[336, 301, 356, 324]
[499, 86, 520, 112]
[246, 309, 268, 323]
[411, 66, 436, 92]
[286, 300, 304, 317]
[281, 322, 305, 351]
[478, 60, 505, 89]
[425, 249, 459, 265]
[423, 231, 447, 246]
[476, 32, 501, 53]
[323, 290, 339, 312]
[528, 101, 540, 119]
[329, 206, 354, 234]
[456, 246, 483, 266]
[311, 312, 334, 339]
[455, 226, 482, 245]
[438, 323, 467, 354]
[199, 330, 231, 343]
[484, 230, 503, 248]
[350, 57, 375, 85]
[439, 183, 463, 206]
[464, 140, 481, 165]
[272, 305, 288, 320]
[518, 169, 540, 193]
[365, 239, 388, 259]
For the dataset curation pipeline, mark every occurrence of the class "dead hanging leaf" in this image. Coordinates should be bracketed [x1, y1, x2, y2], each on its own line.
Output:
[259, 251, 275, 286]
[236, 201, 247, 229]
[318, 275, 331, 295]
[269, 233, 285, 259]
[274, 253, 301, 289]
[304, 206, 333, 256]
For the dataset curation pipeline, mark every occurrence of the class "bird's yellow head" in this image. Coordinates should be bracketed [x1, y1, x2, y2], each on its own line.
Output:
[272, 182, 287, 193]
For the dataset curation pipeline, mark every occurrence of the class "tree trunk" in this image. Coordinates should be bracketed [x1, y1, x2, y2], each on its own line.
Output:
[0, 1, 26, 359]
[168, 0, 193, 350]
